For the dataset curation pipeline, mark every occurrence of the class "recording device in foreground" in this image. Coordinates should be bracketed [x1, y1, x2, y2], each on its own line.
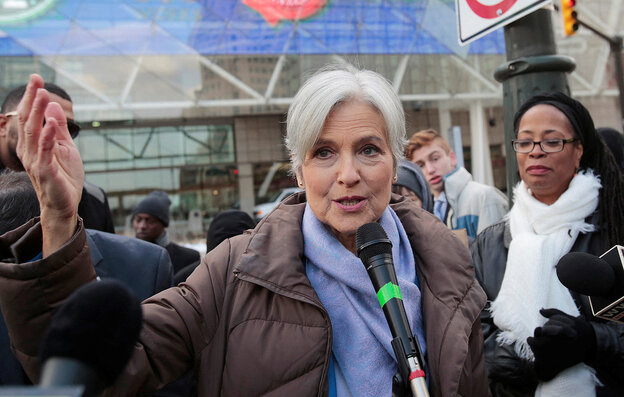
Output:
[556, 245, 624, 323]
[356, 222, 429, 397]
[39, 279, 143, 397]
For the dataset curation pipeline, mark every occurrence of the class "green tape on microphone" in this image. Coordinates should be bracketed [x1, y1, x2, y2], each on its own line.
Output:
[377, 282, 402, 308]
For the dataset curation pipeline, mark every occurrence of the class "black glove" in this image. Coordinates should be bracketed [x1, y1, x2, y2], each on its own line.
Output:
[527, 308, 596, 382]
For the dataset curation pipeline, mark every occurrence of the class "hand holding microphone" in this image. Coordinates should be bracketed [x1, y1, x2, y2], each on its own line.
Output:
[527, 246, 624, 382]
[527, 308, 596, 381]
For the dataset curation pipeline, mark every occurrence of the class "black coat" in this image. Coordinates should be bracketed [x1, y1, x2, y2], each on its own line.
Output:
[79, 181, 115, 234]
[471, 216, 624, 397]
[165, 242, 201, 275]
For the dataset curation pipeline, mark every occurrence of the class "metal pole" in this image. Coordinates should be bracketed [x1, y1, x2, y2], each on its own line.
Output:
[575, 19, 624, 131]
[612, 36, 624, 132]
[494, 8, 575, 201]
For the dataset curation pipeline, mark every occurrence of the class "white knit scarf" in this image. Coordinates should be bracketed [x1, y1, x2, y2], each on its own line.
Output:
[490, 170, 601, 397]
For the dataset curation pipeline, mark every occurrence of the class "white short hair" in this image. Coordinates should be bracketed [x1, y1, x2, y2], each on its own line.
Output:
[285, 64, 407, 175]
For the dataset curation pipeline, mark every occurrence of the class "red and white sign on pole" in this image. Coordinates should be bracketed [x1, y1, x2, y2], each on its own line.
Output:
[456, 0, 552, 45]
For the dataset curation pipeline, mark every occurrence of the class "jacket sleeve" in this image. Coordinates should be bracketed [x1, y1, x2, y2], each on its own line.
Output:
[102, 239, 232, 397]
[470, 225, 538, 395]
[476, 192, 509, 236]
[457, 279, 492, 397]
[154, 248, 174, 293]
[588, 320, 624, 387]
[0, 218, 230, 396]
[0, 218, 96, 382]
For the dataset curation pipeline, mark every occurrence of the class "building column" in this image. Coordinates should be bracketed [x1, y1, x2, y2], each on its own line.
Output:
[438, 105, 452, 141]
[469, 100, 494, 186]
[237, 162, 255, 217]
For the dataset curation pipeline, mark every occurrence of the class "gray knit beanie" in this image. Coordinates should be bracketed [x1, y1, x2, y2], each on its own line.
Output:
[394, 160, 434, 213]
[132, 190, 171, 226]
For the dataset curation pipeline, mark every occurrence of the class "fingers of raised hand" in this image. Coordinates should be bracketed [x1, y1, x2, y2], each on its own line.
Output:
[44, 102, 72, 142]
[16, 80, 48, 166]
[39, 117, 59, 166]
[16, 74, 44, 128]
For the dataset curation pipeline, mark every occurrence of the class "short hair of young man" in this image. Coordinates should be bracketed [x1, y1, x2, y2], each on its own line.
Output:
[405, 129, 452, 160]
[0, 170, 40, 234]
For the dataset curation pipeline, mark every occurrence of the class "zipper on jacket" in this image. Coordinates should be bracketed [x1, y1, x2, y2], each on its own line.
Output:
[234, 270, 333, 396]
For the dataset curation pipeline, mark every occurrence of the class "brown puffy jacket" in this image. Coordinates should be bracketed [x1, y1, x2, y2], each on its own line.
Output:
[0, 193, 489, 396]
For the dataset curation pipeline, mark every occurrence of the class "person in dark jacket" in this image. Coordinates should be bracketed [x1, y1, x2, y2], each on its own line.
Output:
[0, 82, 115, 233]
[0, 68, 489, 397]
[0, 170, 173, 386]
[132, 190, 200, 274]
[471, 92, 624, 397]
[174, 209, 256, 284]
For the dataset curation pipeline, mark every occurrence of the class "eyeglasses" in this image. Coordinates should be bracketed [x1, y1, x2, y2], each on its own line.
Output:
[4, 110, 81, 139]
[511, 138, 578, 153]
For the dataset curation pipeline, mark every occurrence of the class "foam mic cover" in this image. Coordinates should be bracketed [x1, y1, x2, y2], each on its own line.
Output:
[356, 223, 429, 396]
[356, 222, 411, 346]
[556, 252, 616, 296]
[356, 222, 393, 265]
[39, 279, 142, 392]
[556, 246, 624, 323]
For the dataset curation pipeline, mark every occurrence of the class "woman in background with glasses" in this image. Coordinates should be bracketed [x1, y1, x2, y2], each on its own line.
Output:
[471, 91, 624, 397]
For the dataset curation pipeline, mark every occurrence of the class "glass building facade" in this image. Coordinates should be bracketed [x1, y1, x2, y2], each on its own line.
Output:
[0, 0, 621, 236]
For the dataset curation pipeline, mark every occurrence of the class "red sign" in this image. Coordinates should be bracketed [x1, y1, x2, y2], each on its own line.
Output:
[466, 0, 517, 19]
[456, 0, 552, 45]
[243, 0, 328, 26]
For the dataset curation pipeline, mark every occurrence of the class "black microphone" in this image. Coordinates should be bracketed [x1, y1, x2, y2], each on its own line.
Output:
[356, 222, 429, 397]
[39, 279, 143, 397]
[556, 245, 624, 323]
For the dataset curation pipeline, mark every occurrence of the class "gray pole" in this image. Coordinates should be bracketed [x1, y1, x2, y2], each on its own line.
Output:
[576, 18, 624, 132]
[613, 36, 624, 132]
[493, 8, 576, 201]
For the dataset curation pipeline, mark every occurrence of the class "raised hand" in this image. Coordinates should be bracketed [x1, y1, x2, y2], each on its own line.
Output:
[15, 74, 85, 256]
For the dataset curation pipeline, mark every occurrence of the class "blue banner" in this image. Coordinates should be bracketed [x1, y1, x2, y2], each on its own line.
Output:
[0, 0, 504, 56]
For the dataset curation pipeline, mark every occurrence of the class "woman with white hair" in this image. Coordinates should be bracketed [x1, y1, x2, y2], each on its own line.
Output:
[0, 67, 488, 396]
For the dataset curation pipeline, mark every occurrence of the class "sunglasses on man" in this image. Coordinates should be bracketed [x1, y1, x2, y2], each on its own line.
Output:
[4, 110, 81, 139]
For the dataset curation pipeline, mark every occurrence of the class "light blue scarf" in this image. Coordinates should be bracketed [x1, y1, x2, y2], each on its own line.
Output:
[303, 204, 426, 397]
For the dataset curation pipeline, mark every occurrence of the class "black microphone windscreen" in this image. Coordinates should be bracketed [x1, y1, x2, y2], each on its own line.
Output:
[39, 279, 143, 386]
[556, 252, 616, 296]
[356, 222, 392, 263]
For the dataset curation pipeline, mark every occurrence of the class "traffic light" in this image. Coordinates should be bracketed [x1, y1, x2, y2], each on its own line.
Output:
[561, 0, 578, 37]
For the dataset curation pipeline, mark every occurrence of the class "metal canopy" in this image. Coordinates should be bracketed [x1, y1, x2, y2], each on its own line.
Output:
[0, 0, 621, 122]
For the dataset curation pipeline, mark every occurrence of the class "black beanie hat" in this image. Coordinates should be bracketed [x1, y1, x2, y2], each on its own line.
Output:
[206, 209, 256, 253]
[132, 190, 171, 227]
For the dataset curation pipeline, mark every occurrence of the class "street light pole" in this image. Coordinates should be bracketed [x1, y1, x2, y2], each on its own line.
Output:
[493, 7, 576, 201]
[575, 19, 624, 132]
